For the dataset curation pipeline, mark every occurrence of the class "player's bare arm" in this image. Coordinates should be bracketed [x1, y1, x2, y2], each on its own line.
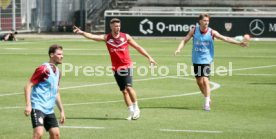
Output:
[127, 34, 157, 65]
[3, 34, 10, 41]
[212, 30, 248, 47]
[56, 90, 65, 125]
[73, 26, 105, 42]
[24, 81, 34, 116]
[175, 28, 194, 55]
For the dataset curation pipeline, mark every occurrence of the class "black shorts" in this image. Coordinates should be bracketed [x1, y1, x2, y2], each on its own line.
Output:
[114, 68, 133, 91]
[31, 109, 59, 131]
[193, 64, 211, 78]
[0, 34, 5, 40]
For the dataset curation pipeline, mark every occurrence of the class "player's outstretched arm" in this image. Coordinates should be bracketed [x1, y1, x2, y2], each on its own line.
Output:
[175, 29, 194, 55]
[73, 26, 105, 42]
[127, 34, 157, 65]
[56, 90, 65, 125]
[212, 30, 248, 48]
[24, 81, 34, 117]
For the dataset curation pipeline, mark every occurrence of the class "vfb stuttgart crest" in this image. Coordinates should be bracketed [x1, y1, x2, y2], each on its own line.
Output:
[224, 23, 232, 32]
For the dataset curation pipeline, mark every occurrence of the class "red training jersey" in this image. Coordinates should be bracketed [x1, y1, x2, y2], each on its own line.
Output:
[30, 64, 60, 85]
[106, 32, 132, 71]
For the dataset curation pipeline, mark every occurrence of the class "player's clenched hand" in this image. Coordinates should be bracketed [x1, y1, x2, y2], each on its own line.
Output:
[59, 111, 65, 125]
[240, 41, 249, 48]
[149, 57, 157, 66]
[174, 49, 181, 56]
[24, 105, 31, 117]
[73, 26, 84, 34]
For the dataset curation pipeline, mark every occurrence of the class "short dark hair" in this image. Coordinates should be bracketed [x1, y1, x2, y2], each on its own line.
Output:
[48, 44, 63, 57]
[199, 13, 210, 20]
[110, 18, 121, 24]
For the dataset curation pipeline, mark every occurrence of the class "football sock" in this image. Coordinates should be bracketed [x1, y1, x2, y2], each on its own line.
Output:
[128, 105, 134, 113]
[205, 96, 210, 106]
[133, 101, 139, 110]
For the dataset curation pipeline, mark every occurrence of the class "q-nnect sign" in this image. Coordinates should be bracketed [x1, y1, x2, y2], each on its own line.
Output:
[105, 16, 276, 37]
[105, 16, 198, 36]
[139, 18, 195, 34]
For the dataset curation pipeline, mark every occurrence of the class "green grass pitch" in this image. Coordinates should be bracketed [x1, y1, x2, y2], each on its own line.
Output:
[0, 38, 276, 139]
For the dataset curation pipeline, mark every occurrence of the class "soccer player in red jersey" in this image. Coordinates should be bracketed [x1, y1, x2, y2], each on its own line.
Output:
[73, 18, 157, 120]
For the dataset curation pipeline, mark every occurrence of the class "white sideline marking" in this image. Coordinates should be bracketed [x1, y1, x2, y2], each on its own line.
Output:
[234, 74, 276, 76]
[3, 48, 27, 50]
[64, 99, 124, 106]
[0, 76, 219, 109]
[1, 52, 276, 58]
[231, 65, 276, 71]
[0, 106, 23, 109]
[64, 77, 220, 106]
[0, 76, 167, 97]
[0, 64, 274, 109]
[0, 92, 22, 97]
[64, 48, 106, 51]
[0, 65, 276, 97]
[160, 129, 223, 134]
[61, 125, 105, 129]
[60, 76, 168, 90]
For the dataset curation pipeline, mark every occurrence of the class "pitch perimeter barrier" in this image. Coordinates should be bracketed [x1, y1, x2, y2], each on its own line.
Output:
[105, 11, 276, 37]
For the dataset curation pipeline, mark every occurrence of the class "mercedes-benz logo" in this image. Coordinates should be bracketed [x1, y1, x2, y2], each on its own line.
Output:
[249, 19, 265, 36]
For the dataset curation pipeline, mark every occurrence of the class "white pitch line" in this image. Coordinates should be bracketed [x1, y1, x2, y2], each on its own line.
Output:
[3, 48, 27, 50]
[0, 64, 274, 109]
[60, 125, 105, 129]
[0, 106, 23, 109]
[1, 64, 274, 97]
[1, 51, 276, 58]
[65, 76, 220, 106]
[0, 76, 219, 109]
[231, 65, 276, 71]
[63, 99, 124, 106]
[0, 76, 168, 97]
[0, 92, 22, 97]
[160, 129, 223, 134]
[234, 73, 276, 76]
[59, 76, 168, 90]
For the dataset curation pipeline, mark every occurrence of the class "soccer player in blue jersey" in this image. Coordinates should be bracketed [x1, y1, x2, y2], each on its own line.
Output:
[24, 44, 65, 139]
[175, 13, 248, 111]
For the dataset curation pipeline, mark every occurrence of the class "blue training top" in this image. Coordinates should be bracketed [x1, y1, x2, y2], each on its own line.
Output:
[31, 63, 60, 114]
[192, 25, 214, 64]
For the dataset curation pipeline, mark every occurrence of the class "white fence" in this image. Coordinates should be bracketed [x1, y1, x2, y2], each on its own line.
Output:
[0, 0, 109, 33]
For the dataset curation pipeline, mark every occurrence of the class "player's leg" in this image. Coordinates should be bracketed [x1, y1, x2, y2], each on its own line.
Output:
[202, 77, 211, 98]
[194, 64, 211, 111]
[196, 77, 211, 111]
[126, 86, 140, 120]
[124, 68, 140, 120]
[126, 86, 137, 103]
[48, 127, 60, 139]
[194, 64, 206, 95]
[114, 69, 134, 120]
[44, 113, 60, 139]
[32, 127, 44, 139]
[122, 88, 135, 120]
[124, 68, 137, 103]
[196, 77, 205, 95]
[202, 64, 211, 110]
[122, 89, 133, 106]
[31, 109, 45, 139]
